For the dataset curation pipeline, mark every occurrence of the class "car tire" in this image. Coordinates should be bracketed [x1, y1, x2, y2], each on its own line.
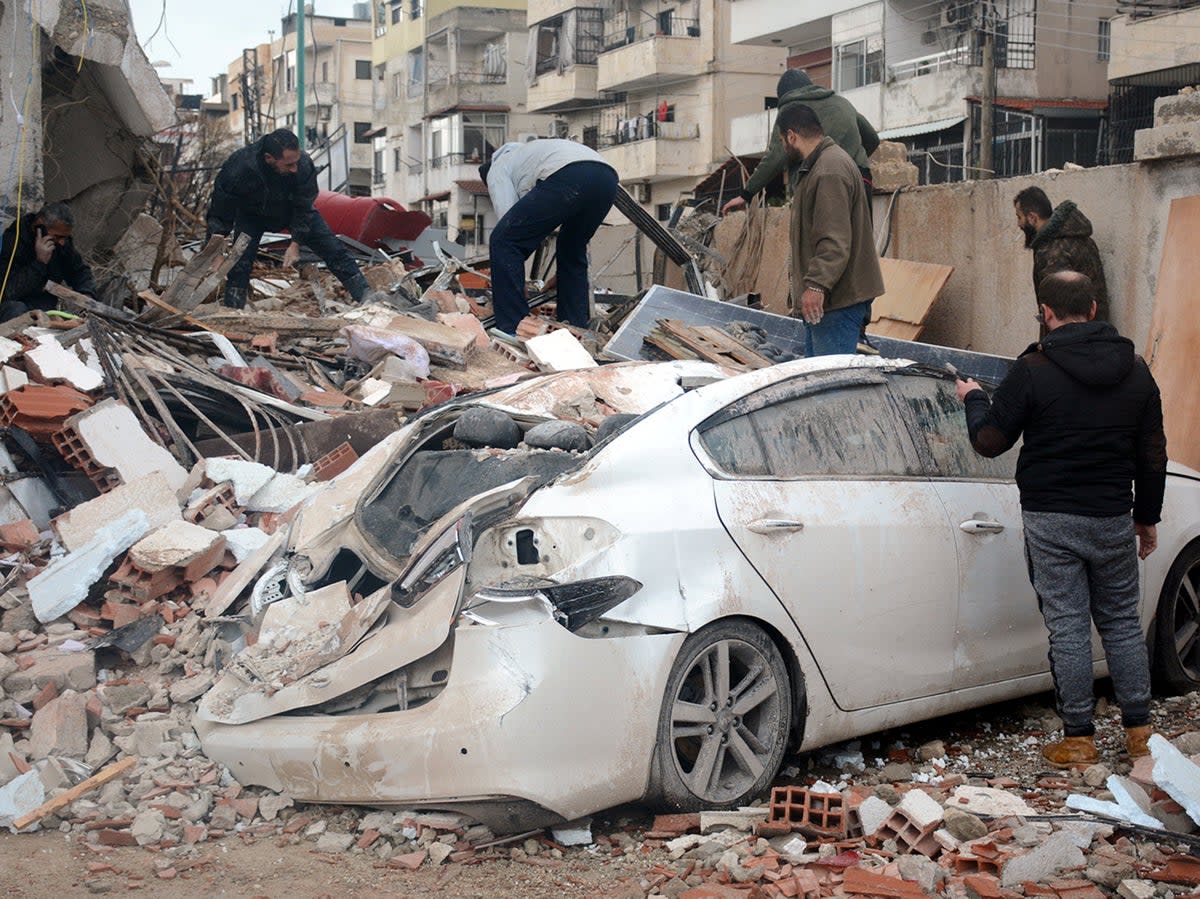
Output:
[1152, 540, 1200, 695]
[646, 619, 791, 812]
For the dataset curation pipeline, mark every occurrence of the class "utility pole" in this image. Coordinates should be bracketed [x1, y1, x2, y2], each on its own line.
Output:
[979, 0, 995, 179]
[297, 2, 306, 146]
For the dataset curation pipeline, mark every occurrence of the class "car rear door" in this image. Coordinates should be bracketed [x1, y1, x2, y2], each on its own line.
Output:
[886, 371, 1050, 688]
[694, 370, 959, 710]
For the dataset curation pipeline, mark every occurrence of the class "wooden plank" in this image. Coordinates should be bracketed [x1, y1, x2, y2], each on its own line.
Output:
[137, 290, 226, 335]
[870, 257, 954, 332]
[657, 319, 772, 370]
[12, 756, 138, 830]
[1145, 194, 1200, 473]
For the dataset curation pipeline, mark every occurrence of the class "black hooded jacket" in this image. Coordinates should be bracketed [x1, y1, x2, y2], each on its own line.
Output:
[963, 321, 1166, 524]
[0, 214, 96, 306]
[206, 137, 320, 241]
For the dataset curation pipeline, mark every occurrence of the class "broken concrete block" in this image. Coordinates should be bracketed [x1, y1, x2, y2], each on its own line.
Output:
[1117, 881, 1157, 899]
[0, 366, 28, 395]
[947, 784, 1037, 818]
[0, 732, 23, 784]
[52, 471, 180, 553]
[205, 458, 275, 504]
[0, 770, 44, 831]
[898, 788, 944, 830]
[3, 649, 96, 701]
[168, 673, 213, 704]
[699, 808, 767, 834]
[84, 729, 116, 769]
[525, 329, 597, 372]
[1000, 830, 1085, 886]
[64, 400, 188, 491]
[315, 832, 355, 853]
[29, 690, 89, 760]
[24, 338, 103, 393]
[0, 337, 22, 365]
[222, 527, 270, 563]
[128, 520, 222, 572]
[857, 795, 892, 836]
[942, 806, 988, 842]
[437, 311, 490, 349]
[258, 793, 293, 822]
[99, 681, 152, 716]
[246, 472, 319, 514]
[29, 509, 151, 623]
[1149, 732, 1200, 827]
[132, 808, 166, 846]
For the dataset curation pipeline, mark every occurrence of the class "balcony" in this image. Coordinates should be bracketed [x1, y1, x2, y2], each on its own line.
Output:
[528, 0, 583, 23]
[527, 63, 598, 112]
[730, 109, 775, 157]
[597, 18, 702, 92]
[425, 68, 509, 113]
[598, 120, 701, 182]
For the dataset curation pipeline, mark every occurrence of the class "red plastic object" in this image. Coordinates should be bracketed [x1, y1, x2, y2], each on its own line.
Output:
[314, 191, 431, 248]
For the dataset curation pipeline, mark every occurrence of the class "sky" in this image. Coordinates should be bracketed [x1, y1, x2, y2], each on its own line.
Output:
[128, 0, 363, 92]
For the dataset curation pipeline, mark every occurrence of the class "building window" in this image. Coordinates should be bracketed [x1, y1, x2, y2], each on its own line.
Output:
[656, 203, 672, 221]
[407, 49, 424, 96]
[533, 9, 604, 76]
[356, 60, 372, 80]
[322, 62, 329, 82]
[333, 18, 347, 27]
[231, 93, 239, 111]
[411, 0, 422, 20]
[834, 38, 882, 91]
[1097, 19, 1111, 62]
[392, 71, 404, 99]
[462, 112, 507, 163]
[393, 147, 403, 171]
[392, 4, 402, 25]
[354, 122, 373, 143]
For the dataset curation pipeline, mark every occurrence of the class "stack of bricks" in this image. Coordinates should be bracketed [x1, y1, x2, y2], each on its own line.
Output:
[872, 788, 946, 859]
[767, 785, 847, 839]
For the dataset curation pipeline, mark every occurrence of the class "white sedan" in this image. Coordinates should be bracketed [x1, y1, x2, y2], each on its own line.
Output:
[195, 356, 1200, 832]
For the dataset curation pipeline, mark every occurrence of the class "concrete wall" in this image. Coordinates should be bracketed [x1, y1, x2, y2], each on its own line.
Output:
[0, 2, 44, 220]
[884, 157, 1200, 357]
[1033, 0, 1115, 101]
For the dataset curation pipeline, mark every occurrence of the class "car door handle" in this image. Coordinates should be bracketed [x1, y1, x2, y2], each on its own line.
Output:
[960, 519, 1005, 535]
[747, 518, 805, 534]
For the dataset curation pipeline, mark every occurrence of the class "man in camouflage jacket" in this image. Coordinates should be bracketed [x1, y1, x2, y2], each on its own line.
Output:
[1014, 186, 1110, 330]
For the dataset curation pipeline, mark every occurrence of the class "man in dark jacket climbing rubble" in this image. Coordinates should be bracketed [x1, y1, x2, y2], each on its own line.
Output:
[721, 68, 879, 214]
[207, 129, 373, 308]
[954, 270, 1166, 770]
[1014, 186, 1110, 330]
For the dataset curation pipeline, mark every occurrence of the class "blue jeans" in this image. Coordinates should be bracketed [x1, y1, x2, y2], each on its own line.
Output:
[804, 299, 872, 357]
[489, 161, 619, 333]
[224, 209, 369, 306]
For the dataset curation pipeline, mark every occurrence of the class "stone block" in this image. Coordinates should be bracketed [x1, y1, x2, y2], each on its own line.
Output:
[1000, 831, 1085, 887]
[99, 681, 152, 715]
[948, 785, 1036, 818]
[871, 160, 920, 192]
[128, 520, 222, 572]
[1134, 121, 1200, 161]
[1154, 91, 1200, 126]
[29, 690, 89, 760]
[52, 472, 180, 553]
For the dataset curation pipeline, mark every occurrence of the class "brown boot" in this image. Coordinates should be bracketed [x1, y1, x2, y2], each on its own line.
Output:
[1042, 735, 1099, 769]
[1125, 725, 1153, 759]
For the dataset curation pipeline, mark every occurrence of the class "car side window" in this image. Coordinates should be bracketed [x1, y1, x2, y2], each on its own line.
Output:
[889, 373, 1019, 481]
[698, 383, 921, 479]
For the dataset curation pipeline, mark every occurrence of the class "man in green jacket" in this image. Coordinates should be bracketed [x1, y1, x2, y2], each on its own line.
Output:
[781, 103, 884, 357]
[722, 69, 879, 215]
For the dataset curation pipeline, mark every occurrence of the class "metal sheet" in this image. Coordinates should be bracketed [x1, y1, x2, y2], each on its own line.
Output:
[604, 285, 1013, 384]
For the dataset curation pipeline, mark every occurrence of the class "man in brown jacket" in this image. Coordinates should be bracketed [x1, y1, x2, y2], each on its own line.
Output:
[780, 103, 884, 356]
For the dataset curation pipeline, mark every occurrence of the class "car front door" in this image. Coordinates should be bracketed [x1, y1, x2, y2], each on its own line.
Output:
[886, 371, 1049, 688]
[695, 371, 959, 710]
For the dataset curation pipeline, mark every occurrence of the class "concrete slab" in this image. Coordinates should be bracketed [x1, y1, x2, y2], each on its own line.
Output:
[1150, 733, 1200, 827]
[525, 329, 598, 373]
[52, 471, 180, 553]
[66, 400, 187, 491]
[204, 458, 274, 504]
[129, 519, 222, 571]
[28, 509, 151, 622]
[24, 339, 103, 393]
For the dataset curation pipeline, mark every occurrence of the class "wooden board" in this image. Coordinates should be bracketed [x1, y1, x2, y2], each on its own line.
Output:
[1145, 194, 1200, 473]
[867, 257, 954, 340]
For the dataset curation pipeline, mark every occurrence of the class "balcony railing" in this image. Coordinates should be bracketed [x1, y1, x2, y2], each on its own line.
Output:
[598, 117, 698, 148]
[603, 17, 700, 50]
[888, 46, 974, 82]
[429, 152, 490, 170]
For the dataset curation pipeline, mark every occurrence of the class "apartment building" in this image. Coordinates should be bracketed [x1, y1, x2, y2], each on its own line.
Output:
[263, 9, 376, 195]
[369, 1, 544, 252]
[729, 1, 1116, 184]
[524, 0, 784, 219]
[1107, 0, 1200, 162]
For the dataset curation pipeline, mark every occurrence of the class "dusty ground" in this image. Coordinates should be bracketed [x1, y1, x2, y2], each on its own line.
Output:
[1, 684, 1196, 899]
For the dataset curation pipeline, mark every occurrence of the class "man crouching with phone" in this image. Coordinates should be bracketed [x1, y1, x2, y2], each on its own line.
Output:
[0, 202, 97, 322]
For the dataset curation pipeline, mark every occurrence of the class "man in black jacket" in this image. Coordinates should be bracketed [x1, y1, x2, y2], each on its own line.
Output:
[207, 129, 371, 308]
[0, 202, 96, 322]
[955, 271, 1166, 769]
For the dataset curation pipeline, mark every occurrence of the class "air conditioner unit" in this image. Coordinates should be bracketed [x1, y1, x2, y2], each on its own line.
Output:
[318, 105, 332, 122]
[547, 118, 569, 139]
[940, 2, 970, 30]
[632, 183, 651, 203]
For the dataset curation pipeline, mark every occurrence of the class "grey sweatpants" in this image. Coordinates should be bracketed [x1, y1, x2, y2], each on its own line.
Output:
[1022, 511, 1151, 736]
